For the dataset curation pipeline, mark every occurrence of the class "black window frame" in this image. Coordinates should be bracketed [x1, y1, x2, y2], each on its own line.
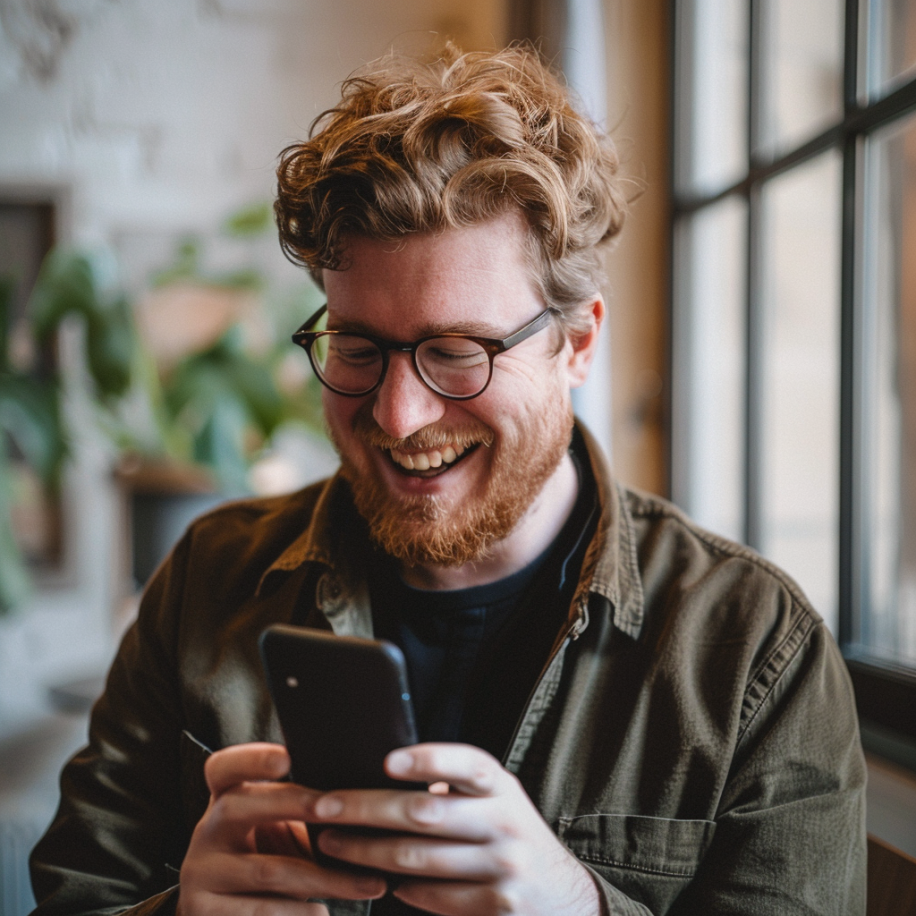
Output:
[670, 0, 916, 756]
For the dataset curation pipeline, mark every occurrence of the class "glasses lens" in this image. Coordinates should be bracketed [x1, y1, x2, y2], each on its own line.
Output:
[417, 337, 491, 397]
[313, 334, 383, 394]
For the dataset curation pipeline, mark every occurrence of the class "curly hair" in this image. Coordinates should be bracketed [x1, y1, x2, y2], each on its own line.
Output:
[275, 43, 627, 336]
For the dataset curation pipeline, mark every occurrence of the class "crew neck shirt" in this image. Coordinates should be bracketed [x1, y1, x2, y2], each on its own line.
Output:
[369, 446, 597, 761]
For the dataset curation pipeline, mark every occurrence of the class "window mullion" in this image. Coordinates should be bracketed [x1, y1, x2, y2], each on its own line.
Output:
[748, 0, 766, 163]
[839, 131, 865, 650]
[844, 0, 861, 111]
[744, 182, 764, 551]
[744, 0, 764, 550]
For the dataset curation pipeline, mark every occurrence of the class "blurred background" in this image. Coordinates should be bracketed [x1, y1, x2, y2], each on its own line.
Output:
[1, 0, 915, 912]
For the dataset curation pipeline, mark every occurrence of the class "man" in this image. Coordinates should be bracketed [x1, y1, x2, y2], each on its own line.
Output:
[30, 45, 866, 916]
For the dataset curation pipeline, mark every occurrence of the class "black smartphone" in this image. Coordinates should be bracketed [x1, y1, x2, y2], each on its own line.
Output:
[259, 624, 421, 867]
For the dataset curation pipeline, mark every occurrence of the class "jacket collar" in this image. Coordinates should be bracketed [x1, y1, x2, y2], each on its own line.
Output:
[257, 418, 646, 640]
[572, 421, 645, 640]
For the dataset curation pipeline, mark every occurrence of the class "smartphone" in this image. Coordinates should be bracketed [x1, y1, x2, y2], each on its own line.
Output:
[259, 624, 421, 867]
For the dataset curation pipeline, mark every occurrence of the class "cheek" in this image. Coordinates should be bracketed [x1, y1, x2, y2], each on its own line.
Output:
[322, 393, 367, 464]
[452, 395, 501, 437]
[323, 390, 359, 432]
[484, 363, 566, 422]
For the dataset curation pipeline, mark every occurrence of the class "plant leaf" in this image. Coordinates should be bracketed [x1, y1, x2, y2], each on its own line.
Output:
[222, 201, 273, 238]
[213, 268, 265, 291]
[219, 358, 284, 434]
[192, 396, 249, 490]
[149, 237, 203, 288]
[28, 250, 98, 339]
[0, 373, 67, 485]
[0, 449, 34, 614]
[0, 274, 16, 372]
[164, 332, 283, 433]
[85, 295, 135, 399]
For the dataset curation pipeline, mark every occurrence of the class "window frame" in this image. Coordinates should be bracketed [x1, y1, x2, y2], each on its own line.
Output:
[670, 0, 916, 751]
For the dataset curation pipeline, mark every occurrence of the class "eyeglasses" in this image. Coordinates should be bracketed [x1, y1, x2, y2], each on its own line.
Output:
[292, 305, 554, 400]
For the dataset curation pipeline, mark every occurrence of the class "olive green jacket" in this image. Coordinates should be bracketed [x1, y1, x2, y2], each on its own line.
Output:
[30, 424, 866, 915]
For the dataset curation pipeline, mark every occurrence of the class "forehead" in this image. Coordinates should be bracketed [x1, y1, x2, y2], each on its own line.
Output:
[321, 212, 542, 337]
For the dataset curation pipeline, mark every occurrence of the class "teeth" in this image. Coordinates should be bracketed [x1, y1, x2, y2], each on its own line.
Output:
[389, 443, 470, 471]
[391, 449, 413, 469]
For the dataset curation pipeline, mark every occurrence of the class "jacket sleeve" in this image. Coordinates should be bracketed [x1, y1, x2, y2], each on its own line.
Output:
[578, 615, 866, 916]
[29, 533, 194, 916]
[582, 867, 654, 916]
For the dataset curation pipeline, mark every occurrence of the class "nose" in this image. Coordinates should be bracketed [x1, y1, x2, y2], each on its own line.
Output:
[371, 352, 447, 439]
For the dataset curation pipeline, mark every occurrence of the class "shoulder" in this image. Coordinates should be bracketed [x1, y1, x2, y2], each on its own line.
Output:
[621, 484, 816, 620]
[616, 486, 838, 726]
[140, 475, 351, 618]
[603, 488, 860, 756]
[181, 482, 327, 552]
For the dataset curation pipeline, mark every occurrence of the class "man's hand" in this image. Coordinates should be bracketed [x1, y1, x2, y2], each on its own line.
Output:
[307, 743, 600, 916]
[177, 743, 386, 915]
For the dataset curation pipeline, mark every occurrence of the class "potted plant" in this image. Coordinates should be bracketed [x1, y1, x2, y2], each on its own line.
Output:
[0, 249, 133, 612]
[0, 203, 327, 611]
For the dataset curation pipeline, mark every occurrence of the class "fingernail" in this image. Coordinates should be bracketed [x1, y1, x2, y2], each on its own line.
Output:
[387, 750, 413, 775]
[315, 795, 344, 818]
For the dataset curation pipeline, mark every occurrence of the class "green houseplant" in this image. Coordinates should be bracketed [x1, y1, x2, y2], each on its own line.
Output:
[0, 203, 325, 612]
[0, 250, 133, 612]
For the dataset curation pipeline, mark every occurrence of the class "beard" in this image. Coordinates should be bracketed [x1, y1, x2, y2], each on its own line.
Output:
[328, 399, 575, 568]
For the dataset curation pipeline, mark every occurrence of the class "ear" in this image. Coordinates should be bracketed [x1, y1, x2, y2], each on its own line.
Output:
[565, 297, 605, 389]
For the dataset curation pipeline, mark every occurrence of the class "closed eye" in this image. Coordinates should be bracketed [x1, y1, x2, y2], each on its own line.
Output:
[422, 341, 488, 367]
[328, 337, 381, 365]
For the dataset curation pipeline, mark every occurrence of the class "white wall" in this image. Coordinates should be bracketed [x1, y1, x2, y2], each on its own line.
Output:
[0, 0, 507, 738]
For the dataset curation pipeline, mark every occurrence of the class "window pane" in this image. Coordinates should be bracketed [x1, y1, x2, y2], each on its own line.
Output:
[672, 198, 747, 542]
[760, 152, 842, 628]
[864, 113, 916, 666]
[675, 0, 749, 194]
[867, 0, 916, 96]
[760, 0, 844, 155]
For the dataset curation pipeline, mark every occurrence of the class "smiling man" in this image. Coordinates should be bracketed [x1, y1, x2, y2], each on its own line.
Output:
[319, 216, 587, 586]
[31, 45, 866, 916]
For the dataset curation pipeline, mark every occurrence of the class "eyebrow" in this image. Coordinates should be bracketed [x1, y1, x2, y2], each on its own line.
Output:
[327, 316, 508, 339]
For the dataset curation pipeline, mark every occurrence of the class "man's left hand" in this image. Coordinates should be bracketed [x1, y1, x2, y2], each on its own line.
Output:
[306, 743, 600, 916]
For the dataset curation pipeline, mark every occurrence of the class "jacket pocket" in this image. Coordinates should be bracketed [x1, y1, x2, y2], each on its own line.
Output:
[558, 812, 715, 877]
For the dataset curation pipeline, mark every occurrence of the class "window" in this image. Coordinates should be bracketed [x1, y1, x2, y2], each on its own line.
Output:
[672, 0, 916, 754]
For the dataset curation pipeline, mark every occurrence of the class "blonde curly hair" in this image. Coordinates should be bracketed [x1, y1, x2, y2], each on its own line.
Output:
[275, 43, 627, 337]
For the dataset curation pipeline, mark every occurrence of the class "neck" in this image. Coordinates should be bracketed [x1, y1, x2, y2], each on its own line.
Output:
[397, 451, 579, 590]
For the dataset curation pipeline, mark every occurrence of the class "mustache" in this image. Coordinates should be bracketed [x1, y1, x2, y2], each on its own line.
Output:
[353, 412, 495, 452]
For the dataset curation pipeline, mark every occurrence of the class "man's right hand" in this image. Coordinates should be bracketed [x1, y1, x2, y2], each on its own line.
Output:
[177, 743, 387, 915]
